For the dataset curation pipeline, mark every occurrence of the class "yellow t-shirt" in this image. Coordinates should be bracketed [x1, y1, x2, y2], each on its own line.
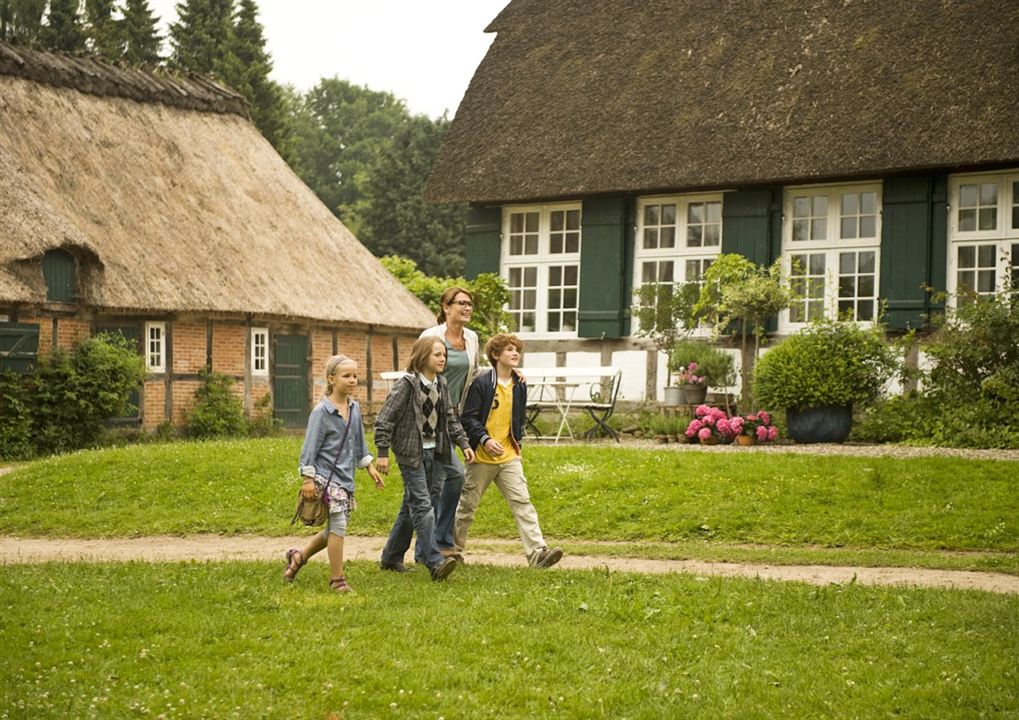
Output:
[475, 378, 519, 464]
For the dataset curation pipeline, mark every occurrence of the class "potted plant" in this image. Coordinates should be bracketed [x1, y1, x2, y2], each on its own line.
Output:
[693, 254, 793, 410]
[753, 319, 899, 443]
[729, 411, 779, 446]
[670, 340, 737, 408]
[633, 282, 700, 405]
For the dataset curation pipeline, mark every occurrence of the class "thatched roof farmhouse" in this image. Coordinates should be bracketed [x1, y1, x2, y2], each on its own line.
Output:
[426, 0, 1019, 401]
[1, 42, 434, 428]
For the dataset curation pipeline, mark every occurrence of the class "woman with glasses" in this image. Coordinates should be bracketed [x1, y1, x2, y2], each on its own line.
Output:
[379, 286, 480, 570]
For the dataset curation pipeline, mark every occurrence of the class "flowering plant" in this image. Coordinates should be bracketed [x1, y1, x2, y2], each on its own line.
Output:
[685, 405, 734, 442]
[729, 410, 779, 443]
[676, 361, 706, 386]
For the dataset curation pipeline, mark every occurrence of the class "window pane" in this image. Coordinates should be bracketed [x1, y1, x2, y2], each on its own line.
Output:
[522, 312, 535, 332]
[660, 227, 676, 248]
[704, 225, 720, 246]
[859, 215, 876, 238]
[523, 289, 536, 307]
[550, 236, 563, 254]
[644, 205, 659, 226]
[838, 276, 855, 297]
[959, 209, 977, 232]
[524, 267, 537, 285]
[525, 212, 539, 233]
[524, 236, 538, 254]
[565, 232, 580, 253]
[547, 314, 560, 332]
[978, 207, 996, 231]
[792, 220, 808, 242]
[808, 278, 825, 299]
[841, 217, 857, 239]
[977, 270, 995, 293]
[808, 302, 823, 321]
[957, 270, 974, 292]
[959, 184, 978, 207]
[793, 196, 810, 218]
[706, 202, 721, 224]
[661, 204, 676, 225]
[549, 266, 561, 285]
[809, 254, 826, 275]
[509, 267, 521, 284]
[858, 276, 875, 297]
[978, 244, 996, 267]
[687, 225, 703, 246]
[566, 209, 580, 230]
[859, 251, 876, 274]
[659, 262, 674, 282]
[564, 265, 578, 284]
[563, 312, 577, 332]
[1012, 205, 1019, 230]
[550, 211, 564, 232]
[812, 196, 828, 216]
[643, 228, 658, 249]
[510, 237, 522, 255]
[838, 300, 854, 317]
[549, 289, 561, 308]
[857, 301, 874, 321]
[810, 218, 826, 240]
[510, 214, 523, 233]
[839, 252, 855, 274]
[688, 203, 704, 224]
[642, 263, 656, 283]
[861, 192, 876, 215]
[980, 183, 998, 205]
[958, 245, 975, 267]
[790, 304, 805, 323]
[564, 288, 577, 307]
[841, 193, 859, 215]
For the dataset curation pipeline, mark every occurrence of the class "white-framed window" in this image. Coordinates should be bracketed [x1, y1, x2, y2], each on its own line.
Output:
[251, 327, 268, 376]
[145, 322, 165, 373]
[502, 204, 581, 337]
[780, 183, 882, 329]
[632, 193, 724, 334]
[948, 171, 1019, 302]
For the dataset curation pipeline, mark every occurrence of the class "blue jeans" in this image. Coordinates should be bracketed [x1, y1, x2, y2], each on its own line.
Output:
[435, 446, 465, 551]
[380, 448, 445, 569]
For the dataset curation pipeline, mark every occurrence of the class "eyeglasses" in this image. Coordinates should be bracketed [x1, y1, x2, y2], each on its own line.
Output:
[450, 300, 474, 308]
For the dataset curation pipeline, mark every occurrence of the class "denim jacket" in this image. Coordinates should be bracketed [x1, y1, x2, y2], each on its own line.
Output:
[374, 373, 469, 469]
[298, 397, 372, 494]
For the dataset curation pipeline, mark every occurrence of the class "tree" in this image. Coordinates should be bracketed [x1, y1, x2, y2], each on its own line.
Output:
[168, 0, 233, 76]
[224, 0, 286, 150]
[82, 0, 121, 59]
[355, 114, 467, 276]
[41, 0, 85, 52]
[1, 0, 46, 44]
[120, 0, 160, 65]
[287, 77, 410, 230]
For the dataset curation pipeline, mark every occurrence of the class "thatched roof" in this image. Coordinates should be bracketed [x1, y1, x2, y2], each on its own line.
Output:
[0, 42, 434, 331]
[425, 0, 1019, 204]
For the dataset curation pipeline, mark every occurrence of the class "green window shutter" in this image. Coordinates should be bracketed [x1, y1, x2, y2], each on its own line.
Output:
[0, 322, 41, 373]
[578, 196, 631, 338]
[464, 206, 502, 279]
[42, 250, 76, 302]
[721, 189, 776, 265]
[722, 188, 782, 331]
[880, 174, 946, 330]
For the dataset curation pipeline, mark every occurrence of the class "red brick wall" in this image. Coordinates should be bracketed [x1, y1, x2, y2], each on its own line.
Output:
[171, 380, 202, 425]
[211, 323, 245, 376]
[310, 329, 334, 399]
[142, 379, 166, 430]
[250, 378, 271, 416]
[56, 317, 91, 350]
[172, 322, 207, 374]
[370, 334, 397, 405]
[396, 335, 418, 372]
[334, 330, 368, 404]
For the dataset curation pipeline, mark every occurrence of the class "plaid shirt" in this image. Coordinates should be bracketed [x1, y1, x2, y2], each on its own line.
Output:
[374, 373, 469, 469]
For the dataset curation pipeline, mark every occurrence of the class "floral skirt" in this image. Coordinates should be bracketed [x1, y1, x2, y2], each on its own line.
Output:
[315, 476, 357, 517]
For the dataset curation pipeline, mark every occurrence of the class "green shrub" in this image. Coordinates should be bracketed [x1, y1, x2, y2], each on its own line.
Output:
[0, 371, 33, 460]
[30, 333, 145, 456]
[753, 319, 899, 412]
[246, 392, 283, 437]
[670, 340, 736, 386]
[186, 371, 246, 439]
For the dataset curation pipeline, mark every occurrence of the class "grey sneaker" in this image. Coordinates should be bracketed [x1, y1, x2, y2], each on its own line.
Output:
[430, 556, 458, 582]
[379, 561, 410, 573]
[531, 546, 564, 569]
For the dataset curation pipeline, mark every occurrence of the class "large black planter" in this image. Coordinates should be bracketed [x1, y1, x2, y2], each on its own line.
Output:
[786, 405, 853, 444]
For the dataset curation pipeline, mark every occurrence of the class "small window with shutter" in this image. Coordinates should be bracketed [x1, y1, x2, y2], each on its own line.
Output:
[42, 250, 76, 303]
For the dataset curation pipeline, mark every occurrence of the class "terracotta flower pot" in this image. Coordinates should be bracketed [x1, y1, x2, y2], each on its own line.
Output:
[736, 434, 757, 446]
[699, 435, 719, 446]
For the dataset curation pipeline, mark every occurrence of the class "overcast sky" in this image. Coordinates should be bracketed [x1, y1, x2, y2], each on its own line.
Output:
[147, 0, 506, 118]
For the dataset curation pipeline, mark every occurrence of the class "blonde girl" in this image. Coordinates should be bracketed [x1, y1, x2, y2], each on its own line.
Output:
[374, 336, 474, 581]
[283, 354, 384, 593]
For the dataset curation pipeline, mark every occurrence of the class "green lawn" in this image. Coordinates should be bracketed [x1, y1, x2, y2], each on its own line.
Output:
[2, 439, 1016, 558]
[1, 561, 1016, 719]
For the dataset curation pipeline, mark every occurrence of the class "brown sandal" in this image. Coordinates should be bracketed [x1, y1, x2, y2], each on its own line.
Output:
[283, 548, 305, 582]
[329, 576, 352, 593]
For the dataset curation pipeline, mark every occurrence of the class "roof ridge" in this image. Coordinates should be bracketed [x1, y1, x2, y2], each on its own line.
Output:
[0, 41, 249, 118]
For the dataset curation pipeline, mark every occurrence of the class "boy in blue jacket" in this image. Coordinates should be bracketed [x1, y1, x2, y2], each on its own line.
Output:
[455, 333, 563, 568]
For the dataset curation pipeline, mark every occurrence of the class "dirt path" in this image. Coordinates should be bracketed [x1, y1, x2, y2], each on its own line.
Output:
[2, 535, 1017, 595]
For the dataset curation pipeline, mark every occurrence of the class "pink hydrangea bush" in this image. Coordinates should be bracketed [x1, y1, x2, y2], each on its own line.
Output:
[684, 406, 780, 443]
